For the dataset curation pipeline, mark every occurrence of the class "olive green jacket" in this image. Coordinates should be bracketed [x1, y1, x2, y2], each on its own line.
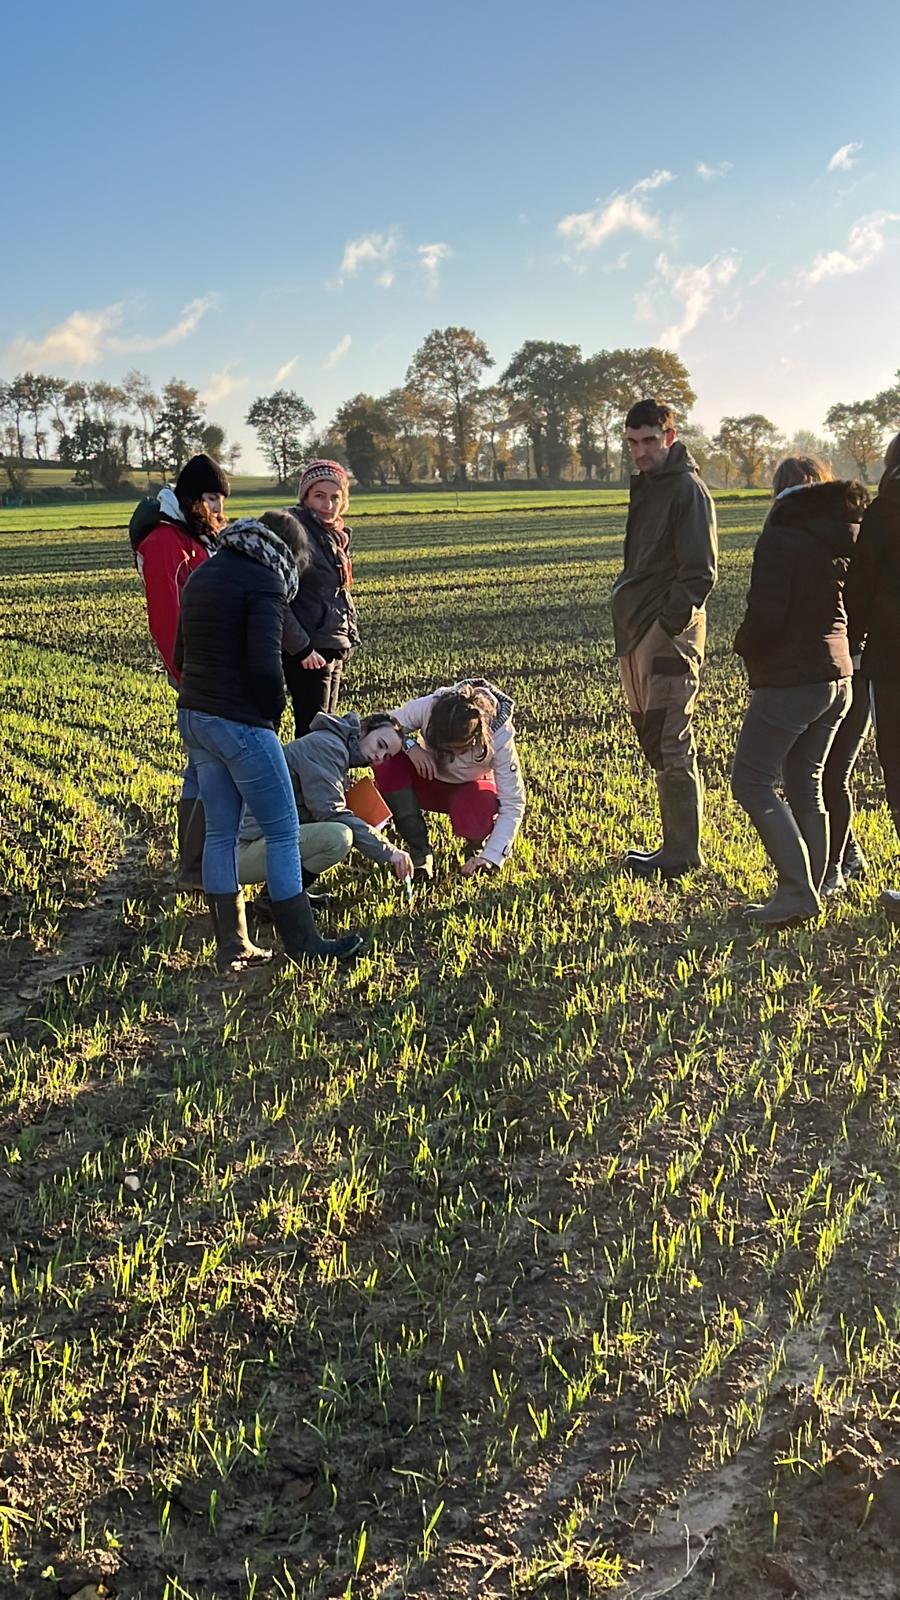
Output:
[610, 442, 718, 657]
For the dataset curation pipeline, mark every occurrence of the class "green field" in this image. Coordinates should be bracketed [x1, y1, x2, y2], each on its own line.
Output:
[2, 504, 900, 1600]
[0, 485, 770, 536]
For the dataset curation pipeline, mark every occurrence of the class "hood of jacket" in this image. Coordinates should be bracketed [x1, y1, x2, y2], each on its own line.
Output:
[128, 485, 186, 551]
[770, 478, 868, 558]
[308, 710, 364, 762]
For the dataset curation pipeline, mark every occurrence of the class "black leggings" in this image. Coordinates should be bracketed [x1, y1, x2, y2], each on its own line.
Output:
[822, 672, 871, 866]
[282, 650, 346, 739]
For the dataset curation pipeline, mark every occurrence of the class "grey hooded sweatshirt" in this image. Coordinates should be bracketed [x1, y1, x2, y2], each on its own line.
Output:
[239, 711, 397, 866]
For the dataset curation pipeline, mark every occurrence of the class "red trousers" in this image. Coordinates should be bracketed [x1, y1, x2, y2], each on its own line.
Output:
[375, 752, 499, 842]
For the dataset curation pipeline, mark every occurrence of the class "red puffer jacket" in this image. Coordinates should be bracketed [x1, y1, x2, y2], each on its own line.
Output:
[136, 523, 211, 681]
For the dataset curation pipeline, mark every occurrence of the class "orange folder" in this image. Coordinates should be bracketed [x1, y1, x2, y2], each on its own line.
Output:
[344, 776, 392, 831]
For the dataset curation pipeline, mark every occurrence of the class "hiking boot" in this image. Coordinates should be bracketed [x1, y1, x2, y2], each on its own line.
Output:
[625, 768, 703, 879]
[206, 891, 273, 974]
[176, 797, 206, 890]
[387, 787, 434, 880]
[269, 892, 364, 963]
[821, 865, 846, 898]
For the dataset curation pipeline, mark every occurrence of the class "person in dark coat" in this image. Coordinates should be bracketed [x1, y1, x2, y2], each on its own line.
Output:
[175, 511, 363, 972]
[845, 432, 900, 920]
[731, 458, 868, 926]
[282, 460, 360, 738]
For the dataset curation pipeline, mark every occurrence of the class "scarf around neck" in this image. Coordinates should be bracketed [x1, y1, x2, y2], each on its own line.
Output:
[217, 518, 299, 601]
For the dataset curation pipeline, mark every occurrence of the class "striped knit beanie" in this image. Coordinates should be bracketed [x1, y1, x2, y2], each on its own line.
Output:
[298, 459, 350, 515]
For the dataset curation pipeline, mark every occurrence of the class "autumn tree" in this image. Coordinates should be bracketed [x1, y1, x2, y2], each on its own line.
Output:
[122, 370, 160, 473]
[333, 393, 392, 486]
[246, 390, 314, 485]
[379, 387, 426, 485]
[500, 340, 581, 480]
[712, 414, 783, 488]
[151, 380, 205, 476]
[824, 401, 884, 482]
[407, 327, 493, 481]
[873, 371, 900, 431]
[14, 372, 58, 459]
[200, 423, 227, 462]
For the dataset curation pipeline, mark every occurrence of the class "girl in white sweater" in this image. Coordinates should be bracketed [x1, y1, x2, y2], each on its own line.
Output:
[374, 678, 526, 881]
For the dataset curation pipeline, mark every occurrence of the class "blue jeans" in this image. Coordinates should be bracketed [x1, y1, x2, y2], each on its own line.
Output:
[177, 710, 302, 898]
[169, 679, 200, 802]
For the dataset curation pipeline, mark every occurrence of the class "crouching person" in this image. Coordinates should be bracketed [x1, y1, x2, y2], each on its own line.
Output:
[238, 711, 413, 892]
[374, 679, 526, 881]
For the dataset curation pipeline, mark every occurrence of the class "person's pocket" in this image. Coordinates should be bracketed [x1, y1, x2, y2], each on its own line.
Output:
[669, 612, 706, 671]
[203, 716, 249, 763]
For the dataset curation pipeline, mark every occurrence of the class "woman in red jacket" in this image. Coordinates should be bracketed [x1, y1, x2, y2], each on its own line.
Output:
[129, 453, 229, 884]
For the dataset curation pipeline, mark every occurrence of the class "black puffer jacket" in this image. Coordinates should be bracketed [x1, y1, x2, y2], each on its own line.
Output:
[282, 506, 359, 659]
[733, 480, 868, 689]
[174, 548, 287, 727]
[845, 472, 900, 682]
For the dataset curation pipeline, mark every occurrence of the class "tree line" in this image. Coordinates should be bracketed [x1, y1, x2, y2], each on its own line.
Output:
[3, 331, 900, 496]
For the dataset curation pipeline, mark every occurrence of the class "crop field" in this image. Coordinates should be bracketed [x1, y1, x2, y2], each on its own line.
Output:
[2, 503, 900, 1600]
[0, 486, 771, 537]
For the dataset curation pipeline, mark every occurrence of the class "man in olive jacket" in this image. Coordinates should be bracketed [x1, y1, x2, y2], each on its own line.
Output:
[610, 399, 718, 876]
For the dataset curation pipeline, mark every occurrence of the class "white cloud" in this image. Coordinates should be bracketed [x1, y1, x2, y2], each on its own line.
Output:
[113, 295, 217, 353]
[418, 241, 451, 290]
[6, 303, 125, 367]
[4, 295, 217, 370]
[800, 211, 899, 288]
[201, 367, 244, 406]
[323, 334, 352, 370]
[696, 160, 732, 181]
[654, 251, 740, 347]
[557, 170, 675, 255]
[827, 141, 863, 173]
[338, 231, 398, 284]
[272, 356, 297, 385]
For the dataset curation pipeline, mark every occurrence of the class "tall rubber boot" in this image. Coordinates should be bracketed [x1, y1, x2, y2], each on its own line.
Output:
[626, 768, 703, 878]
[744, 805, 820, 926]
[206, 891, 273, 975]
[386, 787, 434, 881]
[269, 892, 363, 963]
[794, 808, 829, 896]
[176, 797, 206, 890]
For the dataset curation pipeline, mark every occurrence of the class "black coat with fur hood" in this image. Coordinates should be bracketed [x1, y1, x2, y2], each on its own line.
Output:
[845, 471, 900, 682]
[733, 480, 868, 689]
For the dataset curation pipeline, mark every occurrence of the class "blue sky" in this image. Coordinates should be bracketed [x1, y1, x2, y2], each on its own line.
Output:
[4, 0, 900, 469]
